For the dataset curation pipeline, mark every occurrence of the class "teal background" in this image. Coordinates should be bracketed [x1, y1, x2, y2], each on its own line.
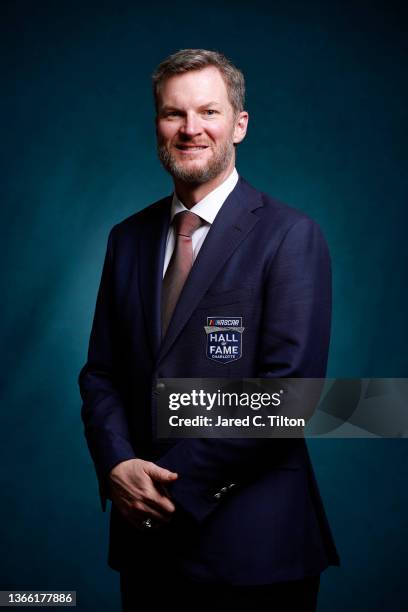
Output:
[1, 0, 407, 610]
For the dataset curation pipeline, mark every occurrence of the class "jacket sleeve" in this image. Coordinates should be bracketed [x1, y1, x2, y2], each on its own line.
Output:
[156, 217, 332, 523]
[79, 228, 137, 510]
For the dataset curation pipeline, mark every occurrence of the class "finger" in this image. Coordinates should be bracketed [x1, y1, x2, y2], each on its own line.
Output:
[118, 500, 170, 526]
[131, 500, 172, 522]
[142, 485, 176, 514]
[112, 481, 175, 518]
[144, 497, 175, 519]
[145, 463, 178, 483]
[110, 482, 135, 505]
[114, 497, 173, 531]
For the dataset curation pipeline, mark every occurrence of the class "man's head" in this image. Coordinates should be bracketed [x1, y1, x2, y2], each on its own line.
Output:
[153, 49, 248, 186]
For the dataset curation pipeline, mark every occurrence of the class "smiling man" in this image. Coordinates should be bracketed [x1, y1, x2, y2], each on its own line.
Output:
[79, 49, 339, 611]
[156, 65, 247, 201]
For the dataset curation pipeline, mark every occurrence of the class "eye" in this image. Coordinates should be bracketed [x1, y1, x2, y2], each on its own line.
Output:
[203, 109, 217, 116]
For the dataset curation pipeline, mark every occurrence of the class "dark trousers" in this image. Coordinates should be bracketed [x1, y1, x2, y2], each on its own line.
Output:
[120, 569, 320, 611]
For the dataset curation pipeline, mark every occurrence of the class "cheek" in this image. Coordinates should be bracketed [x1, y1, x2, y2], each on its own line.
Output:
[157, 123, 177, 142]
[207, 123, 234, 142]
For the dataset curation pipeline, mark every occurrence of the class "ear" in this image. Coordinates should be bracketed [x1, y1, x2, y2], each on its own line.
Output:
[233, 111, 249, 144]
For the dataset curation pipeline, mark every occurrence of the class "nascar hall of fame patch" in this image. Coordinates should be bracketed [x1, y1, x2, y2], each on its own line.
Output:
[205, 317, 245, 364]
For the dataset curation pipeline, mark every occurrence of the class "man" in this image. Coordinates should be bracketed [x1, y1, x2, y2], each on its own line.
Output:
[79, 49, 340, 610]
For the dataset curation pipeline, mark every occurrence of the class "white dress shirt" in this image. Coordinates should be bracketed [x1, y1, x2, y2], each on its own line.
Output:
[163, 168, 239, 277]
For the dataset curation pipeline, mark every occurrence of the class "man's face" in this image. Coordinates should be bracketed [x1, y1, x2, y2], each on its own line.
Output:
[156, 66, 248, 184]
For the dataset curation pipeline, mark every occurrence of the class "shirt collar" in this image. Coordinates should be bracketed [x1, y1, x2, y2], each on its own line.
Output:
[170, 168, 239, 225]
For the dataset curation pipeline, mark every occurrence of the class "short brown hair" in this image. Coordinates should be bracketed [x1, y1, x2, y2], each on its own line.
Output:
[152, 49, 245, 115]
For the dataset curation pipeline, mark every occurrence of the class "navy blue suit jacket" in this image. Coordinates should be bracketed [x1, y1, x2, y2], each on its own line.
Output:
[79, 177, 340, 585]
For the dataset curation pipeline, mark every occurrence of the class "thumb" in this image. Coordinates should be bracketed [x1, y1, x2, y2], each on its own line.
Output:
[147, 463, 178, 482]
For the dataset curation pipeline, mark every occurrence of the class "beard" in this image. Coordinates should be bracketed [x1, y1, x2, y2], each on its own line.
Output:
[157, 138, 235, 184]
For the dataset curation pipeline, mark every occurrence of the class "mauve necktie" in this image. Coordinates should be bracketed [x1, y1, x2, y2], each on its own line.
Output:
[162, 210, 203, 337]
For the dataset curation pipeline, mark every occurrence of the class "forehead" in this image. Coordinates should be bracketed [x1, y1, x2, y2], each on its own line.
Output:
[157, 66, 231, 109]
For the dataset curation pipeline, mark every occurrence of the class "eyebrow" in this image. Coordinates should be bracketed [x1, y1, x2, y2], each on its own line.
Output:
[160, 101, 222, 112]
[199, 101, 222, 108]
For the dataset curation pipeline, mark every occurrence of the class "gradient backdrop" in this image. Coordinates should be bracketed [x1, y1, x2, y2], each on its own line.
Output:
[1, 1, 407, 610]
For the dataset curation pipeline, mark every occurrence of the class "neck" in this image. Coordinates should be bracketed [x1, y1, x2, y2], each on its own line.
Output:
[173, 161, 235, 209]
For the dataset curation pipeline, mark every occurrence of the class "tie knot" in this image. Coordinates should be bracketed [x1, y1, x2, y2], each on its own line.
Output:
[173, 211, 203, 237]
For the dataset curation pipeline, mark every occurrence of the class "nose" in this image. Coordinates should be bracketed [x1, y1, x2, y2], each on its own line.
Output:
[179, 112, 202, 138]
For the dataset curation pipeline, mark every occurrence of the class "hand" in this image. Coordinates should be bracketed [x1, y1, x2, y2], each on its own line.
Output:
[108, 459, 178, 530]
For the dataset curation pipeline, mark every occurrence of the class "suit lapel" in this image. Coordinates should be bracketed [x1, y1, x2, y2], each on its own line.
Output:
[157, 179, 263, 365]
[138, 197, 171, 359]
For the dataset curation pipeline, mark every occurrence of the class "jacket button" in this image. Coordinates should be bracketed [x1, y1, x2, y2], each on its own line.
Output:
[221, 487, 228, 493]
[214, 492, 222, 500]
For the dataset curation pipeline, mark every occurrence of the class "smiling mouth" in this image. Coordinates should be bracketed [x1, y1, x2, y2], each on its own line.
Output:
[175, 145, 209, 151]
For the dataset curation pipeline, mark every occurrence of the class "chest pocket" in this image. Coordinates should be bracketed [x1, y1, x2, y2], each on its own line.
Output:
[196, 287, 254, 309]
